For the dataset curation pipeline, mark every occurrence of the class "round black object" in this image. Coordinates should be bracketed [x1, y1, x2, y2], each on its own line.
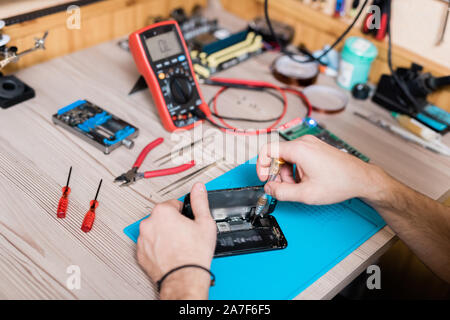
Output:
[0, 75, 25, 99]
[170, 76, 193, 104]
[352, 83, 370, 100]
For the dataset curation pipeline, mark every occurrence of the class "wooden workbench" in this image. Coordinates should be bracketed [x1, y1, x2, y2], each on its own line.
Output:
[0, 7, 449, 300]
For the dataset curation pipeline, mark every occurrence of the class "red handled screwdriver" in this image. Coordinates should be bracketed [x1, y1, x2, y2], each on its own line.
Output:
[81, 179, 102, 233]
[57, 166, 72, 218]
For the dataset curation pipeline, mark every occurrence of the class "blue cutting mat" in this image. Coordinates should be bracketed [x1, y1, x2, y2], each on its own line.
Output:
[124, 157, 385, 299]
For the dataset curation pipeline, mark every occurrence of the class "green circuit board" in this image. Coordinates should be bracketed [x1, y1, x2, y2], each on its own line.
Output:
[279, 118, 370, 163]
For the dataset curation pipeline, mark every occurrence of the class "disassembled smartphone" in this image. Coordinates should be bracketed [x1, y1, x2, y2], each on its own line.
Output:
[182, 186, 287, 257]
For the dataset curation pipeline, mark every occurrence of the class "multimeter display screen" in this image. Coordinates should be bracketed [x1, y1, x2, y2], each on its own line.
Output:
[145, 31, 182, 62]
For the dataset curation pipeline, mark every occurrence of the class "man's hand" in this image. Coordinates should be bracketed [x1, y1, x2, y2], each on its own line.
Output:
[258, 135, 450, 282]
[137, 182, 216, 299]
[257, 135, 383, 205]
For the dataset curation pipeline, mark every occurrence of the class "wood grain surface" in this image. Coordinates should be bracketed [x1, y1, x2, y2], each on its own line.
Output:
[2, 0, 207, 73]
[0, 6, 449, 300]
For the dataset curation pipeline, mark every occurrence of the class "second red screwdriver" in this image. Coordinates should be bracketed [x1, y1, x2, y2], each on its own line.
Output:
[81, 179, 103, 233]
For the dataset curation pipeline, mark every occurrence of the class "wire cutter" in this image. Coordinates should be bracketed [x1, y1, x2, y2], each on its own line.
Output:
[114, 137, 195, 187]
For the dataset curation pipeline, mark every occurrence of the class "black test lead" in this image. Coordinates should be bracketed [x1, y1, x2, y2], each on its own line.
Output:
[57, 166, 72, 218]
[81, 179, 102, 233]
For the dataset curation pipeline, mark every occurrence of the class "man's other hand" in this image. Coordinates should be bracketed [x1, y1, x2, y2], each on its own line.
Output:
[137, 182, 216, 299]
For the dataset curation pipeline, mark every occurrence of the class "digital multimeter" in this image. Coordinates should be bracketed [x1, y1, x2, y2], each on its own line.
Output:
[129, 21, 211, 132]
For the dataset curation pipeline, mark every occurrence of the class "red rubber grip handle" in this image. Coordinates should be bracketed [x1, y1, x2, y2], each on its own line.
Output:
[57, 197, 69, 218]
[133, 138, 164, 168]
[375, 13, 388, 41]
[362, 13, 373, 34]
[143, 160, 195, 178]
[57, 186, 71, 218]
[81, 200, 98, 233]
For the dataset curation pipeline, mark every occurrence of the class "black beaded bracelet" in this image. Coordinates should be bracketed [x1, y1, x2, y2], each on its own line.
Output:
[156, 264, 216, 292]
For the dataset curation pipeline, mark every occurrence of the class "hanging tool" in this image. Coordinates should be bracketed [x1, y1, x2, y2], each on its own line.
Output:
[362, 0, 388, 41]
[114, 138, 196, 187]
[252, 158, 285, 224]
[57, 166, 72, 218]
[81, 179, 103, 233]
[375, 0, 388, 41]
[436, 1, 450, 46]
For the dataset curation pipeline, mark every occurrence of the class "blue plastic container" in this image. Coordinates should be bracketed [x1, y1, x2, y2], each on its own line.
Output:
[337, 37, 378, 90]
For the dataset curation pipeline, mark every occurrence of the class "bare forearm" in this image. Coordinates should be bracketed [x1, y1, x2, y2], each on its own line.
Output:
[159, 268, 211, 300]
[362, 166, 450, 282]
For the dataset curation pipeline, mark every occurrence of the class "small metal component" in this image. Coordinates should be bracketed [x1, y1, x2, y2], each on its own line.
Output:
[122, 139, 134, 149]
[217, 222, 231, 232]
[272, 226, 281, 239]
[114, 167, 141, 187]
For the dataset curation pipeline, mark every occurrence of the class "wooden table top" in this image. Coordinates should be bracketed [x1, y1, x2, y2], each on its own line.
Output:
[0, 8, 449, 300]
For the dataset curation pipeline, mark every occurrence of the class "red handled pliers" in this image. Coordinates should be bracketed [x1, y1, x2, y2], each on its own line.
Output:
[114, 137, 195, 187]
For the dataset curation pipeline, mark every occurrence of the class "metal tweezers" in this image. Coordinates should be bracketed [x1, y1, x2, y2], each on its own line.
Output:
[157, 158, 224, 196]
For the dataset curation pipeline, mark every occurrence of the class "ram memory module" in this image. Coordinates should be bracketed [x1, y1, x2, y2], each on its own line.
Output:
[278, 117, 369, 162]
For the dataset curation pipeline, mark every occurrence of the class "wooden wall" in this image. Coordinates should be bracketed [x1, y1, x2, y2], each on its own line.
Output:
[2, 0, 207, 73]
[2, 0, 449, 109]
[221, 0, 450, 110]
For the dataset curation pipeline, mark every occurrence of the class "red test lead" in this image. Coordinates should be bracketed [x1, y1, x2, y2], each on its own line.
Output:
[57, 166, 72, 218]
[81, 179, 102, 233]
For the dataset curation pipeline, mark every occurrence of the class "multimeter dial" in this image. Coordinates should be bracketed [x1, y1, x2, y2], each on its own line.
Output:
[156, 64, 201, 127]
[129, 21, 210, 132]
[170, 76, 193, 104]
